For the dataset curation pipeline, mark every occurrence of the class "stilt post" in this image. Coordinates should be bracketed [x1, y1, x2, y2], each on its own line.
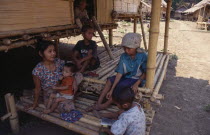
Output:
[146, 0, 162, 90]
[139, 3, 148, 51]
[5, 93, 19, 134]
[134, 18, 137, 33]
[163, 0, 172, 54]
[109, 29, 113, 46]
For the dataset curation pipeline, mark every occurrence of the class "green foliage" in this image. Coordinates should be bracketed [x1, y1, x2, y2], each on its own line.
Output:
[170, 54, 178, 60]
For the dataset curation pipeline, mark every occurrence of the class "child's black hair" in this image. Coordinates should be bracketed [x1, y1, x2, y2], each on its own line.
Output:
[36, 39, 55, 55]
[81, 25, 94, 33]
[64, 62, 78, 73]
[112, 87, 135, 105]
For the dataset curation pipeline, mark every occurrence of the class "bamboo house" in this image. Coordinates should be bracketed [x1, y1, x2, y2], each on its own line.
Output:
[1, 0, 173, 135]
[184, 0, 210, 30]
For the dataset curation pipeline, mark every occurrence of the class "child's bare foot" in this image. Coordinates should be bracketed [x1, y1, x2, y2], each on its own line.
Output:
[43, 109, 52, 114]
[85, 104, 104, 112]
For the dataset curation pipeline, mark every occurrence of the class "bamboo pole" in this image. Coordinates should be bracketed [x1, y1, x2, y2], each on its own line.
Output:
[20, 97, 101, 127]
[0, 39, 37, 52]
[4, 93, 19, 134]
[92, 16, 114, 60]
[0, 25, 77, 39]
[163, 0, 172, 54]
[152, 55, 169, 98]
[83, 77, 106, 84]
[145, 0, 162, 90]
[139, 3, 148, 51]
[134, 18, 137, 33]
[156, 53, 163, 68]
[16, 103, 98, 135]
[109, 29, 113, 46]
[154, 55, 166, 86]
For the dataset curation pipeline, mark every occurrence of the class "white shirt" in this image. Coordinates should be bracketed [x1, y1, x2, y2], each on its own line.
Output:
[111, 103, 146, 135]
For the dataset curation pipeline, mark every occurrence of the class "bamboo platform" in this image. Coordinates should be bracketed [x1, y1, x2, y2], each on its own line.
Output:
[13, 46, 169, 135]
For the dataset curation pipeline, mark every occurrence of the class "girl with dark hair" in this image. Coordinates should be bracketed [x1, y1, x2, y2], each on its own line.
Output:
[29, 40, 65, 109]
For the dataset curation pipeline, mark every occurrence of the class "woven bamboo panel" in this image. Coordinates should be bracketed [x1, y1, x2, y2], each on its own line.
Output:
[97, 0, 114, 24]
[0, 0, 74, 32]
[113, 0, 140, 13]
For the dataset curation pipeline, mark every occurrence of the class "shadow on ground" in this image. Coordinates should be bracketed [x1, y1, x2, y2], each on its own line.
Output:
[151, 57, 210, 135]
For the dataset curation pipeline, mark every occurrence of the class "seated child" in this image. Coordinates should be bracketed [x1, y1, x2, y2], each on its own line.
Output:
[73, 25, 100, 73]
[101, 87, 146, 135]
[75, 0, 90, 29]
[87, 33, 147, 111]
[44, 62, 78, 114]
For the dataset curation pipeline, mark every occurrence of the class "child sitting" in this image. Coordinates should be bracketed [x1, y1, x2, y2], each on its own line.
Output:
[86, 33, 147, 111]
[44, 62, 78, 114]
[101, 87, 146, 135]
[73, 25, 100, 73]
[75, 0, 90, 29]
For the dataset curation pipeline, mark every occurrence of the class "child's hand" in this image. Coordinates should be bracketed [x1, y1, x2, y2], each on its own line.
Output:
[131, 84, 139, 94]
[106, 91, 113, 99]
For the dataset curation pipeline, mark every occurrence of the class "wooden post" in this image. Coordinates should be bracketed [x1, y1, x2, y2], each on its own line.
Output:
[109, 29, 113, 46]
[139, 17, 148, 51]
[5, 93, 19, 134]
[139, 3, 148, 51]
[92, 16, 114, 60]
[134, 18, 137, 33]
[146, 0, 162, 90]
[202, 6, 206, 21]
[163, 0, 172, 54]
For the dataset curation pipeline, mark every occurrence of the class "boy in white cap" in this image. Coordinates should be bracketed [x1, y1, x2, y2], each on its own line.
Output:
[86, 33, 147, 111]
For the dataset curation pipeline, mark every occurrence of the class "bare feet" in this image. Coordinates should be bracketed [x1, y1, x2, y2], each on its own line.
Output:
[43, 109, 52, 114]
[85, 104, 104, 112]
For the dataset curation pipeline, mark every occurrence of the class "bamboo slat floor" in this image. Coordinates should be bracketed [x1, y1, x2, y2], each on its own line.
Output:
[14, 46, 169, 135]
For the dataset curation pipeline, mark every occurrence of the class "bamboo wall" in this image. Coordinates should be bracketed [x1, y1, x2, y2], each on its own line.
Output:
[0, 0, 74, 32]
[113, 0, 141, 13]
[97, 0, 114, 24]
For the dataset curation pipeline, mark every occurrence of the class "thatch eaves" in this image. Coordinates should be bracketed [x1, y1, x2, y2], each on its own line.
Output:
[184, 0, 210, 14]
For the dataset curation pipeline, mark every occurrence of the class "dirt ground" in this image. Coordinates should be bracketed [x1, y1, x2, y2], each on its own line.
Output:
[0, 20, 210, 135]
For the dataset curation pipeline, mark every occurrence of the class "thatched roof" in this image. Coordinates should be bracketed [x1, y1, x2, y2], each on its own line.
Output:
[141, 1, 151, 13]
[184, 0, 210, 14]
[175, 5, 188, 13]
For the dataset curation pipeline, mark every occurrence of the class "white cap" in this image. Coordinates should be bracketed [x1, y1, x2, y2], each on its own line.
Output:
[121, 33, 142, 48]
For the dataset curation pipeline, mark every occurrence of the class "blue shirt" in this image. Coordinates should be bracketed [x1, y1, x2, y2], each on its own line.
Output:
[115, 52, 147, 79]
